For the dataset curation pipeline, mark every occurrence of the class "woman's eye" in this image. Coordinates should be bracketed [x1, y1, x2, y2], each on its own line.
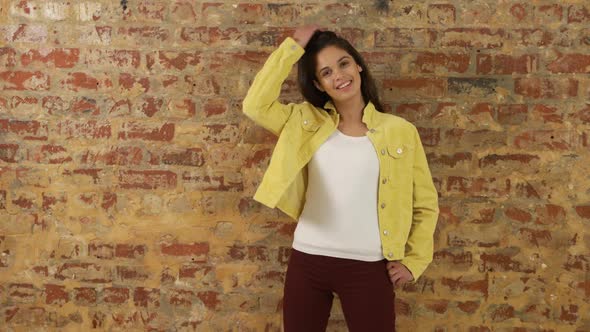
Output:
[322, 70, 331, 77]
[340, 61, 349, 67]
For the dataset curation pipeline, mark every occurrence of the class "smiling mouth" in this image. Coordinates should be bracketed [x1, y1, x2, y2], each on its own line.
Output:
[336, 81, 352, 89]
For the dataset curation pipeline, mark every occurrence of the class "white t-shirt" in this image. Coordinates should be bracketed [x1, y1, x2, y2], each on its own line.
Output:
[292, 129, 385, 261]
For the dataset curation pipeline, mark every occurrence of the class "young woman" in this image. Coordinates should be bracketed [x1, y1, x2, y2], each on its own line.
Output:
[242, 25, 439, 332]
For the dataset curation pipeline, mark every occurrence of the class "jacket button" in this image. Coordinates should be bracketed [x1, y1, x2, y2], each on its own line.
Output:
[383, 230, 389, 235]
[303, 120, 309, 125]
[397, 147, 403, 154]
[381, 149, 385, 155]
[388, 252, 393, 258]
[381, 203, 386, 209]
[382, 178, 387, 184]
[370, 128, 376, 133]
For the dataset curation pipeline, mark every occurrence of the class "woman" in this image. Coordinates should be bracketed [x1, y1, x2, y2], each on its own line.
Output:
[242, 25, 439, 332]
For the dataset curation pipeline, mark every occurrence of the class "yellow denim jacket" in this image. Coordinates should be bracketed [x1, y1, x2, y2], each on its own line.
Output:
[242, 37, 439, 282]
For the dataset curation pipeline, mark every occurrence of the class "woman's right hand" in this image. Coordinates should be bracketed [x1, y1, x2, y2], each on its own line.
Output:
[293, 24, 322, 48]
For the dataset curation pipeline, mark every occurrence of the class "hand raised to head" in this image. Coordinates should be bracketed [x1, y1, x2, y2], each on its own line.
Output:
[293, 24, 323, 48]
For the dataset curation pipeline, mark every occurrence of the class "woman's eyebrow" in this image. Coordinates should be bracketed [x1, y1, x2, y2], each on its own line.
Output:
[317, 55, 352, 74]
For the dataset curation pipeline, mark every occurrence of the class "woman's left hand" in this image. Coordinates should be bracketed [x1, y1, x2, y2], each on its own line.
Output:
[386, 261, 414, 287]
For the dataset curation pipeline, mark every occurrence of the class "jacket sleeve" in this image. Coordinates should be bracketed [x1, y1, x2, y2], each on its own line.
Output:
[242, 37, 305, 136]
[401, 125, 440, 283]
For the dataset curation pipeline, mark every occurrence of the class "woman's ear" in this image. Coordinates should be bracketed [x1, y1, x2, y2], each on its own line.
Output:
[358, 65, 363, 72]
[313, 80, 324, 92]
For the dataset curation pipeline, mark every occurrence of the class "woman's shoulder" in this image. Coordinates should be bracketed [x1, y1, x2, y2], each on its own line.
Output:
[375, 111, 417, 132]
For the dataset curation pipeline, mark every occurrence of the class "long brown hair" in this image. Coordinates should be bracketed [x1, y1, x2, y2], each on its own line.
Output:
[297, 30, 385, 113]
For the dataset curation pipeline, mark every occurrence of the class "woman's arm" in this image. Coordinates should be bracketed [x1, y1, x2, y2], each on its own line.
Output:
[400, 126, 440, 283]
[242, 25, 320, 136]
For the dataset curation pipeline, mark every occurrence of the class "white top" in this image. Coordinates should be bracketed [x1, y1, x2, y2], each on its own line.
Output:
[292, 129, 385, 261]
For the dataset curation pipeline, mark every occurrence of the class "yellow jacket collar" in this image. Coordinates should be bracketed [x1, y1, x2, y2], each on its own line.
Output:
[323, 100, 378, 127]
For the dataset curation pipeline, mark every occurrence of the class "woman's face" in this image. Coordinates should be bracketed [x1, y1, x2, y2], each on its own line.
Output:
[313, 45, 363, 104]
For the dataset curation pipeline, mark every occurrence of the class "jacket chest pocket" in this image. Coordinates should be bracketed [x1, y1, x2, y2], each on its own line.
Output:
[301, 118, 320, 132]
[383, 144, 414, 176]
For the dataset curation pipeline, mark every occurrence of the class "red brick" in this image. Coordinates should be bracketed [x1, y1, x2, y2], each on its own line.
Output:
[535, 5, 563, 25]
[118, 73, 149, 92]
[0, 71, 49, 90]
[149, 147, 205, 167]
[518, 228, 552, 247]
[427, 152, 471, 168]
[5, 24, 48, 43]
[480, 249, 534, 273]
[559, 304, 578, 323]
[0, 47, 17, 67]
[546, 54, 590, 73]
[575, 205, 590, 219]
[228, 244, 269, 262]
[146, 50, 201, 71]
[181, 172, 243, 191]
[180, 27, 242, 45]
[116, 266, 149, 281]
[0, 144, 19, 162]
[383, 78, 445, 99]
[412, 52, 470, 74]
[236, 3, 264, 24]
[45, 284, 68, 305]
[197, 291, 220, 310]
[117, 26, 170, 43]
[118, 170, 177, 189]
[137, 1, 166, 21]
[161, 242, 209, 257]
[133, 287, 160, 307]
[457, 301, 480, 314]
[0, 119, 48, 140]
[243, 125, 278, 144]
[170, 2, 197, 22]
[509, 4, 528, 22]
[244, 148, 272, 168]
[531, 104, 563, 123]
[479, 153, 539, 168]
[441, 275, 488, 299]
[515, 77, 578, 99]
[115, 244, 146, 259]
[509, 28, 553, 47]
[21, 48, 79, 68]
[505, 207, 532, 223]
[490, 303, 515, 322]
[434, 249, 473, 266]
[60, 72, 113, 92]
[375, 28, 436, 48]
[55, 262, 112, 283]
[476, 54, 538, 74]
[9, 283, 37, 302]
[81, 146, 142, 166]
[245, 29, 294, 47]
[535, 204, 566, 225]
[30, 144, 73, 164]
[102, 192, 116, 211]
[103, 287, 129, 304]
[497, 104, 528, 125]
[427, 4, 456, 25]
[439, 28, 505, 48]
[169, 288, 194, 307]
[88, 243, 114, 259]
[445, 176, 510, 198]
[513, 130, 576, 150]
[567, 5, 590, 23]
[42, 192, 67, 211]
[56, 120, 112, 139]
[118, 122, 174, 141]
[179, 263, 213, 279]
[74, 287, 97, 305]
[203, 98, 228, 117]
[83, 49, 141, 68]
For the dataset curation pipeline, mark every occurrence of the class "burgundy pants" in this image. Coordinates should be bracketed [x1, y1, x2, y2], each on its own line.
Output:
[283, 248, 396, 332]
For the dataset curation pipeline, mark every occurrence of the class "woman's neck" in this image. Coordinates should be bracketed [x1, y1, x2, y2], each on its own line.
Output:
[334, 97, 366, 125]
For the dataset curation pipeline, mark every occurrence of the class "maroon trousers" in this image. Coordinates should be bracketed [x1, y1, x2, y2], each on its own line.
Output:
[283, 248, 396, 332]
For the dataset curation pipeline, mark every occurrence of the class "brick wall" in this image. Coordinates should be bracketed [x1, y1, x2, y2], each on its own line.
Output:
[0, 1, 589, 331]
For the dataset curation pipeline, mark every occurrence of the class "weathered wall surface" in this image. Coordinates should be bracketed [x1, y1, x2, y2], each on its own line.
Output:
[0, 0, 589, 331]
